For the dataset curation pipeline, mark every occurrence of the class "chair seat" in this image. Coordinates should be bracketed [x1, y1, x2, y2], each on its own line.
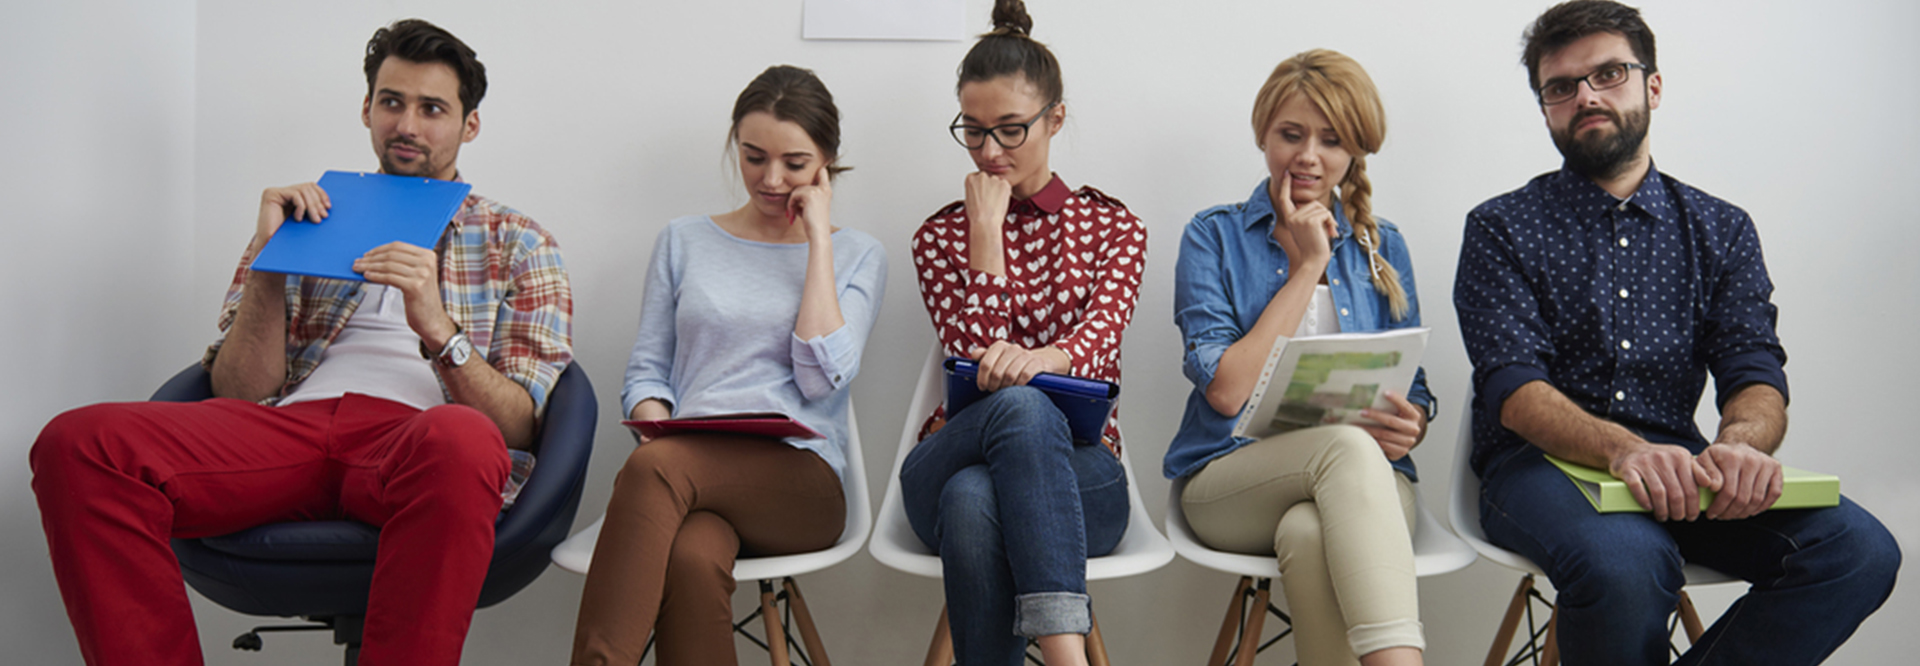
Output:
[549, 405, 873, 583]
[198, 521, 381, 562]
[1165, 477, 1476, 581]
[869, 348, 1174, 583]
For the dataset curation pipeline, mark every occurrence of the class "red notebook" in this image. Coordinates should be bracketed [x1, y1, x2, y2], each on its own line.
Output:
[623, 413, 823, 442]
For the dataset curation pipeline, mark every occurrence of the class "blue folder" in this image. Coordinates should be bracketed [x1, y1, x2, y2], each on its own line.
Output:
[249, 171, 473, 281]
[944, 358, 1119, 446]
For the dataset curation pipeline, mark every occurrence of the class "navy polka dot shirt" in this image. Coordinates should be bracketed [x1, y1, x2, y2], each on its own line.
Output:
[1454, 166, 1788, 476]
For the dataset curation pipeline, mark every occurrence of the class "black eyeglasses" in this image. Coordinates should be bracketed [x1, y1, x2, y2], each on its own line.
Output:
[949, 101, 1058, 150]
[1536, 62, 1652, 105]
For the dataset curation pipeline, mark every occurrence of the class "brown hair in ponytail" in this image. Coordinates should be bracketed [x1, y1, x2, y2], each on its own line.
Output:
[1250, 49, 1409, 320]
[956, 0, 1063, 108]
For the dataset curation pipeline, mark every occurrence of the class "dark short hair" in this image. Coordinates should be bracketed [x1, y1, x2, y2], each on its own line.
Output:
[363, 19, 487, 115]
[1522, 0, 1657, 90]
[956, 0, 1063, 108]
[731, 65, 850, 177]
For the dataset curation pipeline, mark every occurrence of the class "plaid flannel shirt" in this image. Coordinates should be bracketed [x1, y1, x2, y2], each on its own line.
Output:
[203, 193, 573, 413]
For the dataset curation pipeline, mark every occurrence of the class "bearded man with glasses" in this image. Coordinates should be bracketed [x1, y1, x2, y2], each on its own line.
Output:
[1451, 2, 1899, 664]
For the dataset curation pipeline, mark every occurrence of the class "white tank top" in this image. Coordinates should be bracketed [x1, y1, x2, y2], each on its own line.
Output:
[1292, 284, 1342, 338]
[279, 285, 447, 410]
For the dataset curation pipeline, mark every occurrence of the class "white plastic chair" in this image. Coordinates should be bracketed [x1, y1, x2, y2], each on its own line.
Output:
[551, 406, 872, 666]
[869, 348, 1175, 666]
[1164, 457, 1476, 665]
[1447, 409, 1734, 666]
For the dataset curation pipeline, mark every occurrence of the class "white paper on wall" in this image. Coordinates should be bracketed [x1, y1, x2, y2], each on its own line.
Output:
[803, 0, 966, 41]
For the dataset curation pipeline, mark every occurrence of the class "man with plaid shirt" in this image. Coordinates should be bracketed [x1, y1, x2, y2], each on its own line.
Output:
[30, 19, 570, 666]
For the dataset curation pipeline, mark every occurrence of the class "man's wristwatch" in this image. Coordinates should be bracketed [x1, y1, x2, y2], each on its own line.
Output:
[423, 330, 475, 368]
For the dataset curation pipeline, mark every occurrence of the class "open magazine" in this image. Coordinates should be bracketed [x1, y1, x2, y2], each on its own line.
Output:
[1233, 327, 1429, 440]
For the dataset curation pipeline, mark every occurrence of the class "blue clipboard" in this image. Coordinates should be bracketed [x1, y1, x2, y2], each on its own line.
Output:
[249, 171, 472, 281]
[944, 358, 1119, 446]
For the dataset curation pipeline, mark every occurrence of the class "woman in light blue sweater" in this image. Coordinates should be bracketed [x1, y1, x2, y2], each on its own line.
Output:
[569, 65, 886, 666]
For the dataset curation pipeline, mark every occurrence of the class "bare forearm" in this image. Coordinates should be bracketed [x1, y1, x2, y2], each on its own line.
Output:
[442, 360, 539, 450]
[1204, 263, 1325, 416]
[1500, 380, 1648, 469]
[1715, 384, 1786, 455]
[969, 222, 1006, 276]
[794, 241, 845, 340]
[209, 270, 289, 402]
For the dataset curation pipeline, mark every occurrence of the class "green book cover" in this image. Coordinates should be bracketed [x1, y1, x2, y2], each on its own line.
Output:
[1544, 455, 1840, 514]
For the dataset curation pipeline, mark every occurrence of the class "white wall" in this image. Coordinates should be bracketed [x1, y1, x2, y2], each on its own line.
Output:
[5, 0, 1914, 663]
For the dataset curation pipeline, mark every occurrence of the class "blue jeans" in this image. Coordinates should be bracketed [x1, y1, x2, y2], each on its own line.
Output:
[902, 386, 1130, 666]
[1480, 448, 1899, 666]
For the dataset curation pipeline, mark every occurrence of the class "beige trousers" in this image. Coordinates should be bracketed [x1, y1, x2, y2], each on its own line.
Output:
[1182, 425, 1421, 665]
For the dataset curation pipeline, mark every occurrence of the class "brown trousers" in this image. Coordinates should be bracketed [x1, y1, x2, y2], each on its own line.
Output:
[571, 434, 845, 666]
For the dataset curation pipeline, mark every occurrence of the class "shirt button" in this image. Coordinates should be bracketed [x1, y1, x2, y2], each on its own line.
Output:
[1331, 278, 1341, 286]
[1617, 202, 1629, 211]
[1620, 340, 1632, 350]
[1618, 237, 1630, 247]
[1277, 268, 1285, 275]
[833, 374, 843, 383]
[1618, 288, 1630, 298]
[1339, 308, 1349, 316]
[1615, 390, 1626, 401]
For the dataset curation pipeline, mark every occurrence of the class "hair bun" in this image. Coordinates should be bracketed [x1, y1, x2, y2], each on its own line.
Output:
[990, 0, 1033, 37]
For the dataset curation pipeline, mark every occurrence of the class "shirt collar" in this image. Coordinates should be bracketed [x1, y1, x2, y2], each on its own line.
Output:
[1551, 161, 1677, 226]
[1012, 173, 1070, 215]
[1244, 177, 1355, 238]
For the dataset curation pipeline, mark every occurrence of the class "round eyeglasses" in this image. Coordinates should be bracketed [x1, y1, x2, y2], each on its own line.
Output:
[949, 101, 1058, 150]
[1536, 62, 1651, 105]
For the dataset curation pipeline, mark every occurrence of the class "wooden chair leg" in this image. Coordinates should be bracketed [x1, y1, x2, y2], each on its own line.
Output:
[782, 578, 831, 666]
[1209, 577, 1253, 666]
[1086, 610, 1111, 666]
[924, 606, 953, 666]
[1233, 581, 1271, 666]
[759, 581, 790, 666]
[1676, 589, 1707, 645]
[1541, 604, 1560, 666]
[1486, 574, 1536, 666]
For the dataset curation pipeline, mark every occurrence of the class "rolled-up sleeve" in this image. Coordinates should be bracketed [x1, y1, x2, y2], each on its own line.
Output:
[1173, 214, 1243, 390]
[1454, 209, 1556, 417]
[622, 228, 680, 419]
[791, 240, 888, 402]
[1701, 210, 1789, 408]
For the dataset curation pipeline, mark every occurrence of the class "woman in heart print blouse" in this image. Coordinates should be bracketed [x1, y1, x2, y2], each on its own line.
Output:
[899, 1, 1145, 664]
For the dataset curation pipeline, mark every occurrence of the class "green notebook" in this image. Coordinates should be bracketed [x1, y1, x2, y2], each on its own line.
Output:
[1544, 455, 1840, 513]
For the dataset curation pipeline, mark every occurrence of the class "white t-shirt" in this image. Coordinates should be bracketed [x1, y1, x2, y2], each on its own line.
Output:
[1292, 284, 1342, 338]
[279, 284, 446, 410]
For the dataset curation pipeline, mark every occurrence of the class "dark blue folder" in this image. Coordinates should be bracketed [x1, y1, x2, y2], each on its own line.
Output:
[944, 358, 1119, 446]
[250, 171, 472, 281]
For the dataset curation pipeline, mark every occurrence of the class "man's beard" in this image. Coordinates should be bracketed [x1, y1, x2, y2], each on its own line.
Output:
[1552, 103, 1650, 181]
[379, 139, 436, 178]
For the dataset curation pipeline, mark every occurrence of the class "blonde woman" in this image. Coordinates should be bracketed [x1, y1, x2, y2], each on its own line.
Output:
[1165, 50, 1432, 666]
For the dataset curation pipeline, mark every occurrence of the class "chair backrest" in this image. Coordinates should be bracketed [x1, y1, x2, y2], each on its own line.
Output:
[869, 348, 948, 577]
[482, 362, 596, 605]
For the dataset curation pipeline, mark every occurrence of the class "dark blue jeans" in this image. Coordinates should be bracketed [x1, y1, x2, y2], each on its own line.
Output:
[1480, 448, 1899, 666]
[902, 386, 1129, 666]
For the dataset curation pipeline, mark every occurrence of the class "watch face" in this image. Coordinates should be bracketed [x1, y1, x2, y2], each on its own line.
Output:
[440, 334, 473, 367]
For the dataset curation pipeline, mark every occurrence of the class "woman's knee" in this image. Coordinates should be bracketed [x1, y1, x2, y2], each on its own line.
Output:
[1274, 502, 1326, 570]
[937, 466, 1001, 541]
[977, 386, 1070, 442]
[666, 512, 739, 593]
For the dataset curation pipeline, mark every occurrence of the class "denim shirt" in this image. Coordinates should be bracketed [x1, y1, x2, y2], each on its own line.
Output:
[1164, 178, 1432, 480]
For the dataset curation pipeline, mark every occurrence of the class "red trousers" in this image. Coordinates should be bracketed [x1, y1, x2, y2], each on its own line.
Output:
[30, 393, 509, 666]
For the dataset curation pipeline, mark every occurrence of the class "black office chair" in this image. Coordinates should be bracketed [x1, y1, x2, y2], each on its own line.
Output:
[152, 362, 597, 665]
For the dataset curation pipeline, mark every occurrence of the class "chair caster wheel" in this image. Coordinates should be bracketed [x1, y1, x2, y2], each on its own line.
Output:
[233, 632, 264, 651]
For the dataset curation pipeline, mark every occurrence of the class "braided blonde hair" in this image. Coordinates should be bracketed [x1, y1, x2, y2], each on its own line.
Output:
[1250, 49, 1410, 320]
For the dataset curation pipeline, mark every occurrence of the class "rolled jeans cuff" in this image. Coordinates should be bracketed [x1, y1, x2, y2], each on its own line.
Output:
[1014, 592, 1091, 637]
[1349, 618, 1425, 656]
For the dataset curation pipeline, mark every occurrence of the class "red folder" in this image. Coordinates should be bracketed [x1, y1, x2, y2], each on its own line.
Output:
[623, 413, 823, 442]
